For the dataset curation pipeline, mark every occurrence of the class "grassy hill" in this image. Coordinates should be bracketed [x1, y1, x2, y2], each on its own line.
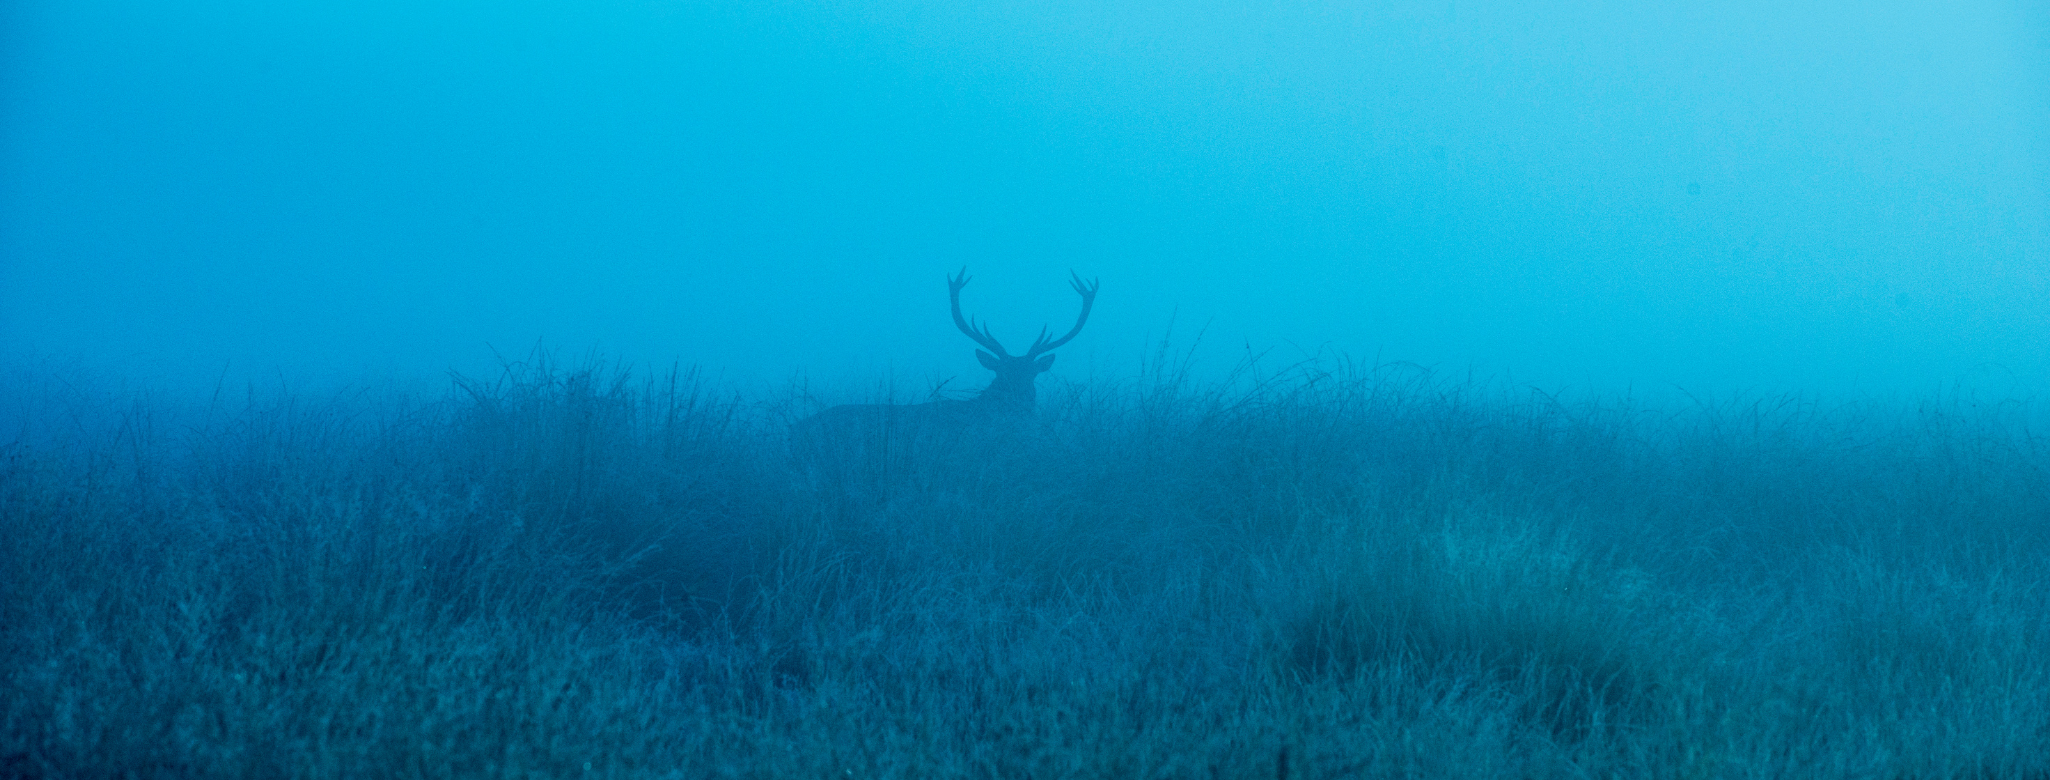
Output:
[4, 356, 2046, 778]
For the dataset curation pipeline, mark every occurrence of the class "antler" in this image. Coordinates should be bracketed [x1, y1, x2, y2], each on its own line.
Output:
[949, 267, 1011, 357]
[950, 268, 1099, 359]
[1024, 270, 1099, 357]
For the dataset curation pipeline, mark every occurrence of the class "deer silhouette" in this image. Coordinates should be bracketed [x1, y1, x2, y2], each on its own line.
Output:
[790, 268, 1098, 461]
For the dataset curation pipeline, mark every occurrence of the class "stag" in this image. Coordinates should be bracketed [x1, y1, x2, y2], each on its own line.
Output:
[791, 268, 1098, 462]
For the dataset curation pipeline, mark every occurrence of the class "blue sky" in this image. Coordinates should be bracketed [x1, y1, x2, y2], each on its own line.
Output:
[3, 0, 2046, 401]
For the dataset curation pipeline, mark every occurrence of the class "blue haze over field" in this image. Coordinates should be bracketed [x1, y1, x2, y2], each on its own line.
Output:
[2, 0, 2045, 403]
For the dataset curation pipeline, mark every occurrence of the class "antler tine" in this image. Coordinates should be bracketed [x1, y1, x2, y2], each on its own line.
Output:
[949, 267, 1011, 357]
[1025, 270, 1099, 357]
[1023, 325, 1051, 355]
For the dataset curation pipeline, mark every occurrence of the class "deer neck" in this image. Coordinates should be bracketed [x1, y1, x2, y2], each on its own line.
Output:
[972, 373, 1037, 415]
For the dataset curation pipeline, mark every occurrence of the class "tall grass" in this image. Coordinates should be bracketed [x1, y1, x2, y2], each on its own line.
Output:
[3, 354, 2046, 778]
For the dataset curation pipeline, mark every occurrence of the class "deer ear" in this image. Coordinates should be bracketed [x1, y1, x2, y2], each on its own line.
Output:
[976, 350, 1001, 370]
[1034, 353, 1056, 372]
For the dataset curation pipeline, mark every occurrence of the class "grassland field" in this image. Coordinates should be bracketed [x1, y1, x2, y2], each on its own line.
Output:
[3, 353, 2046, 778]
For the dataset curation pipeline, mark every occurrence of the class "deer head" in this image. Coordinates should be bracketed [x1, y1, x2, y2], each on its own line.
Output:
[946, 268, 1098, 415]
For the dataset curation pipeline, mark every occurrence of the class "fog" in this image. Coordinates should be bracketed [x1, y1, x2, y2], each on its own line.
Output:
[4, 0, 2046, 402]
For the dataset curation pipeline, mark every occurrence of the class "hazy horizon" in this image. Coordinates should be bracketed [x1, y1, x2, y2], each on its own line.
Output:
[4, 0, 2046, 404]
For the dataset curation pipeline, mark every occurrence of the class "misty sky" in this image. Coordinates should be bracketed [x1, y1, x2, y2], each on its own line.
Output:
[3, 0, 2046, 402]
